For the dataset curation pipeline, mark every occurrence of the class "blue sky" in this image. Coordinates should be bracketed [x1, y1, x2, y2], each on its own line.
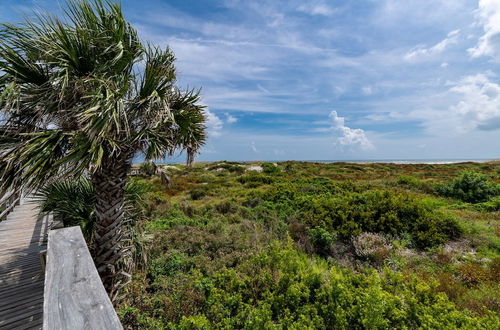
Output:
[2, 0, 500, 161]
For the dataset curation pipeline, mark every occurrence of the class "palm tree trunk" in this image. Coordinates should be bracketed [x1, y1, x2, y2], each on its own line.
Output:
[186, 147, 195, 167]
[91, 153, 131, 296]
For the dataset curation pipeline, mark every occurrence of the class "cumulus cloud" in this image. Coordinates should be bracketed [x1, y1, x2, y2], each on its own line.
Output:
[448, 74, 500, 131]
[205, 109, 224, 137]
[404, 29, 460, 61]
[329, 111, 373, 149]
[469, 0, 500, 60]
[225, 113, 238, 124]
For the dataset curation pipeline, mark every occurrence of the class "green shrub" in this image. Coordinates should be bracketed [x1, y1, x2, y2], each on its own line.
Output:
[261, 162, 281, 175]
[475, 196, 500, 212]
[256, 178, 350, 205]
[214, 200, 238, 214]
[237, 173, 275, 185]
[307, 227, 335, 255]
[139, 161, 157, 177]
[189, 184, 220, 200]
[148, 251, 194, 282]
[394, 175, 433, 193]
[146, 206, 208, 231]
[190, 187, 208, 200]
[435, 171, 500, 203]
[170, 243, 498, 329]
[283, 162, 294, 173]
[260, 188, 461, 249]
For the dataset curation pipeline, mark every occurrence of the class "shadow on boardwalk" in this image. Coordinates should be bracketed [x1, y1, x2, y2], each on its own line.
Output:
[0, 199, 48, 329]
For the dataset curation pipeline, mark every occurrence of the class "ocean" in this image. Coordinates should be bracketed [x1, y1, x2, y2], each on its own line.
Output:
[150, 158, 498, 165]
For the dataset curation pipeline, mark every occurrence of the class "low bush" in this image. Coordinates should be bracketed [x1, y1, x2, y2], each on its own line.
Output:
[435, 171, 500, 203]
[146, 207, 208, 231]
[393, 175, 434, 193]
[237, 173, 275, 185]
[214, 200, 239, 215]
[148, 251, 194, 282]
[120, 243, 498, 329]
[258, 187, 462, 249]
[352, 232, 392, 263]
[458, 262, 492, 286]
[307, 227, 335, 255]
[457, 283, 500, 316]
[139, 161, 157, 177]
[261, 162, 281, 175]
[189, 184, 220, 200]
[475, 196, 500, 212]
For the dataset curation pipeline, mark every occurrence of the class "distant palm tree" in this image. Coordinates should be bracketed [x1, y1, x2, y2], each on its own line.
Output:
[0, 0, 206, 294]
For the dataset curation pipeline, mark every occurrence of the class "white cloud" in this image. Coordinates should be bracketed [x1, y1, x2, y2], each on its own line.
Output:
[440, 62, 449, 68]
[205, 109, 224, 137]
[379, 74, 500, 135]
[225, 113, 238, 124]
[297, 2, 336, 16]
[448, 73, 500, 131]
[469, 0, 500, 60]
[362, 86, 374, 95]
[404, 29, 460, 61]
[165, 37, 271, 82]
[251, 141, 259, 153]
[329, 111, 374, 150]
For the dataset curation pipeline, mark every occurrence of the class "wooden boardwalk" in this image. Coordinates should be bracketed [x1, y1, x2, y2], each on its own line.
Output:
[0, 197, 48, 330]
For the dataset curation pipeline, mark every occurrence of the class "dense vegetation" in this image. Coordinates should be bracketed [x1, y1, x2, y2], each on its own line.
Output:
[44, 161, 500, 328]
[115, 161, 499, 329]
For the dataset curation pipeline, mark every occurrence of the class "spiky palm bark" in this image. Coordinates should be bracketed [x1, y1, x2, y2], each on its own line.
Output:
[91, 152, 131, 293]
[186, 147, 196, 167]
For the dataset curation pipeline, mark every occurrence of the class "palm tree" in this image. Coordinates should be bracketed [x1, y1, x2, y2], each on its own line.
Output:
[0, 0, 206, 294]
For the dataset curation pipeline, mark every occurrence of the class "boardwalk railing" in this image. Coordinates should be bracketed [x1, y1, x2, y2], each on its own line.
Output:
[0, 189, 21, 221]
[43, 226, 123, 330]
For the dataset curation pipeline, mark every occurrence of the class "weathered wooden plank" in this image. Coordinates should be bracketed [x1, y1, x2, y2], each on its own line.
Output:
[0, 298, 43, 317]
[0, 286, 44, 307]
[0, 304, 43, 327]
[43, 226, 122, 330]
[0, 280, 44, 296]
[0, 272, 42, 288]
[0, 198, 45, 330]
[1, 265, 40, 279]
[2, 312, 43, 329]
[0, 291, 44, 310]
[12, 316, 44, 330]
[0, 262, 41, 274]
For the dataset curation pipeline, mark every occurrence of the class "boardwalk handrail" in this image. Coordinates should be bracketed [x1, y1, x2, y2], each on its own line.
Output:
[43, 226, 123, 330]
[0, 189, 21, 221]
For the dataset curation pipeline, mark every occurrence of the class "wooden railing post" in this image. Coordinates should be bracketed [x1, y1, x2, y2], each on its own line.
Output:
[43, 226, 123, 330]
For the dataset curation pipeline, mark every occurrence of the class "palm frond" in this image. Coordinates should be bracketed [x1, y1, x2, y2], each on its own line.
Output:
[0, 0, 206, 189]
